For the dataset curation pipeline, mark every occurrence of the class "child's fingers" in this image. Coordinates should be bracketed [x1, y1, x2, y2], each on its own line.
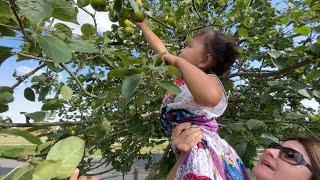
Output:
[69, 169, 79, 180]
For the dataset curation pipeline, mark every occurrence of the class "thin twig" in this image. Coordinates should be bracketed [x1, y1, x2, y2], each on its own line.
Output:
[0, 23, 18, 29]
[192, 0, 203, 20]
[11, 63, 46, 89]
[59, 64, 104, 99]
[17, 53, 54, 63]
[8, 0, 27, 39]
[147, 15, 173, 30]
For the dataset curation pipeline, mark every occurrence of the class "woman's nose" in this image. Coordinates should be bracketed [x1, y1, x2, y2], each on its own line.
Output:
[265, 148, 279, 159]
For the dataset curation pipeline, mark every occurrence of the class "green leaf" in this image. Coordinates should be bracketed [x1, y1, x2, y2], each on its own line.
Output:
[298, 89, 310, 98]
[0, 92, 14, 104]
[38, 35, 72, 65]
[235, 142, 246, 157]
[24, 88, 35, 101]
[0, 46, 12, 66]
[11, 167, 35, 180]
[271, 58, 286, 69]
[54, 23, 72, 38]
[46, 136, 85, 178]
[166, 65, 181, 76]
[26, 111, 46, 122]
[286, 112, 305, 119]
[0, 86, 13, 93]
[312, 90, 320, 98]
[41, 99, 64, 111]
[81, 23, 96, 37]
[122, 74, 141, 98]
[37, 140, 56, 153]
[0, 129, 42, 145]
[261, 133, 279, 146]
[310, 43, 320, 56]
[16, 0, 53, 27]
[294, 25, 312, 35]
[267, 49, 281, 59]
[157, 81, 181, 96]
[60, 85, 73, 101]
[238, 28, 248, 37]
[32, 160, 60, 180]
[246, 119, 265, 130]
[114, 0, 123, 13]
[0, 104, 8, 113]
[50, 0, 78, 23]
[0, 1, 12, 18]
[77, 0, 90, 8]
[128, 0, 139, 13]
[68, 40, 98, 53]
[305, 71, 320, 82]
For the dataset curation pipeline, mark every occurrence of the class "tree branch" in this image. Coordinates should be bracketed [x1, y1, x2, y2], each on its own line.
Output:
[8, 0, 27, 40]
[0, 119, 128, 128]
[0, 121, 91, 128]
[0, 23, 18, 30]
[147, 15, 174, 30]
[11, 64, 46, 89]
[17, 53, 54, 63]
[229, 59, 314, 78]
[60, 64, 104, 99]
[192, 0, 203, 20]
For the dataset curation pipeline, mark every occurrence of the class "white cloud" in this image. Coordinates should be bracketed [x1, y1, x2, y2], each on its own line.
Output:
[51, 5, 113, 35]
[301, 98, 320, 112]
[15, 66, 45, 76]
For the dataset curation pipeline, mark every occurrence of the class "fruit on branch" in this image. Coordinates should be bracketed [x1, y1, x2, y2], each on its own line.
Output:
[90, 0, 107, 11]
[132, 11, 144, 22]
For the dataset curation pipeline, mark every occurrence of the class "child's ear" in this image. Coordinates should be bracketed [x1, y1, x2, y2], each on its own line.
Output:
[199, 54, 213, 70]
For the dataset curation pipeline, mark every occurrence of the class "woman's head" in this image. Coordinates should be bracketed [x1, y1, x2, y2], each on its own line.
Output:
[253, 137, 320, 180]
[178, 27, 238, 76]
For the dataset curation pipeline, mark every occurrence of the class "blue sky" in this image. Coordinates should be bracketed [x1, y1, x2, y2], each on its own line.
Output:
[0, 1, 319, 123]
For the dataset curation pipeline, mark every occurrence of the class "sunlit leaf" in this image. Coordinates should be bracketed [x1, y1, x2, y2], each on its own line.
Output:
[60, 85, 73, 101]
[157, 81, 181, 96]
[38, 35, 72, 65]
[46, 136, 85, 178]
[26, 111, 46, 122]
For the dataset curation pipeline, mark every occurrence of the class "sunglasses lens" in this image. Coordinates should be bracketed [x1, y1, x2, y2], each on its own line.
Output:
[281, 148, 300, 165]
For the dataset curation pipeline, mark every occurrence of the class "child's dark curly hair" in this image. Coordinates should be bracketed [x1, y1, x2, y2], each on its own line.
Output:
[194, 27, 239, 76]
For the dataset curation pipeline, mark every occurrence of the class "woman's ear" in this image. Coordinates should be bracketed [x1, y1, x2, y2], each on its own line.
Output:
[199, 54, 214, 70]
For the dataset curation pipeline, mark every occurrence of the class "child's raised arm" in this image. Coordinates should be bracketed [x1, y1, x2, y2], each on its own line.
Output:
[164, 54, 222, 108]
[134, 16, 167, 54]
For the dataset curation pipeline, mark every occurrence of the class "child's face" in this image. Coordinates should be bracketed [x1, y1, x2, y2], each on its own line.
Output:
[178, 37, 207, 68]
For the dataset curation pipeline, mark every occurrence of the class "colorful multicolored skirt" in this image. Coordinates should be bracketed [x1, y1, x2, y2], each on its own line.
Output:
[161, 107, 250, 180]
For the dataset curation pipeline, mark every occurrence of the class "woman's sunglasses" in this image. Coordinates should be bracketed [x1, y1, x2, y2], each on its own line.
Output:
[267, 142, 318, 176]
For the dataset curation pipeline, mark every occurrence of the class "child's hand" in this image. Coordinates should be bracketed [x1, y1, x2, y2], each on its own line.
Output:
[163, 53, 179, 67]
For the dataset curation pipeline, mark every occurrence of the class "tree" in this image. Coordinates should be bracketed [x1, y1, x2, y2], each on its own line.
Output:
[0, 0, 319, 179]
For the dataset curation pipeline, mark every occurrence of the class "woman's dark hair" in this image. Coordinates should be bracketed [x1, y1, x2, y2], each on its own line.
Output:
[286, 137, 320, 180]
[194, 27, 238, 76]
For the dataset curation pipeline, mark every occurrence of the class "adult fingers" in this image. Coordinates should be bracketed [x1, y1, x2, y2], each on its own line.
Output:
[179, 127, 201, 140]
[90, 176, 99, 180]
[172, 122, 192, 137]
[78, 176, 89, 180]
[69, 169, 79, 180]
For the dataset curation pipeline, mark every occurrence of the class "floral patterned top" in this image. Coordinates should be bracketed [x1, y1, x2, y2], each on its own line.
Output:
[160, 75, 250, 180]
